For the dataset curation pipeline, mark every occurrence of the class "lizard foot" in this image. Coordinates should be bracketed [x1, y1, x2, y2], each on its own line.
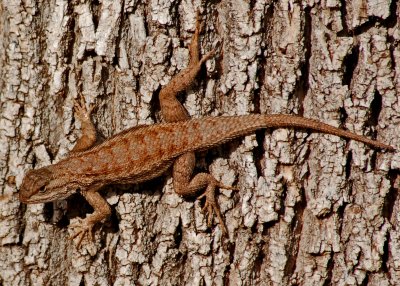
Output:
[71, 94, 98, 152]
[69, 217, 96, 248]
[73, 95, 95, 123]
[198, 181, 238, 236]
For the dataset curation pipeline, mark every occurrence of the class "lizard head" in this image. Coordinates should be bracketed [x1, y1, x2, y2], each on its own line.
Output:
[19, 167, 76, 203]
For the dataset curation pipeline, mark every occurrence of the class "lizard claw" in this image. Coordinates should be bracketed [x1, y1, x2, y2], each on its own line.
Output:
[70, 217, 96, 248]
[73, 95, 95, 121]
[198, 181, 237, 236]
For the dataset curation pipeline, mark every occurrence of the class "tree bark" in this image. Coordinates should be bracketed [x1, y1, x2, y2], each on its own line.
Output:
[0, 0, 399, 285]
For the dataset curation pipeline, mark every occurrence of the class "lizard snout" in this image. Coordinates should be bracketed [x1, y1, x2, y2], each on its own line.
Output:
[18, 178, 33, 203]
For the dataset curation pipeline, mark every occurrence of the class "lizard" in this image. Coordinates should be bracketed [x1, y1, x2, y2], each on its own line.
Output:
[19, 13, 395, 247]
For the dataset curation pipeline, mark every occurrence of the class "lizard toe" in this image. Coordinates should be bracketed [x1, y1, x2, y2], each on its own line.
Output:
[70, 218, 96, 248]
[198, 183, 228, 236]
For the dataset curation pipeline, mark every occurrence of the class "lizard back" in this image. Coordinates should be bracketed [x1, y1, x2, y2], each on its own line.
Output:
[53, 114, 394, 187]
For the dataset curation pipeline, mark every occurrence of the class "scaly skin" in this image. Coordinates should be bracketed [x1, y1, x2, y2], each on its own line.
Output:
[19, 113, 395, 244]
[20, 114, 395, 203]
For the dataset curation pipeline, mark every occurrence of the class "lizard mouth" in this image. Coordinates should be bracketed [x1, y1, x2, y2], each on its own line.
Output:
[19, 188, 76, 204]
[18, 186, 45, 204]
[18, 187, 48, 203]
[19, 193, 41, 204]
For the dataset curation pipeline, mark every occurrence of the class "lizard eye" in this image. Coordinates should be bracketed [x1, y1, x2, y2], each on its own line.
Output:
[39, 186, 47, 193]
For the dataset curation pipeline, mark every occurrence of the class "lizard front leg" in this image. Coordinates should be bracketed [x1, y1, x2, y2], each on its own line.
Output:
[70, 187, 111, 247]
[71, 96, 97, 152]
[70, 96, 109, 247]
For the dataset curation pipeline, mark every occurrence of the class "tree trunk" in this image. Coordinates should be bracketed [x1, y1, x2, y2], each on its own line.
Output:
[1, 0, 399, 285]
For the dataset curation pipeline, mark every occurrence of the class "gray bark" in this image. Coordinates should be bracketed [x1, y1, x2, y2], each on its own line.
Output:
[0, 0, 399, 285]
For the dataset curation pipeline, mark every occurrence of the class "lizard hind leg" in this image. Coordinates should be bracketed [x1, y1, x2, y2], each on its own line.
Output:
[172, 153, 237, 236]
[188, 9, 206, 66]
[189, 10, 215, 72]
[158, 10, 216, 113]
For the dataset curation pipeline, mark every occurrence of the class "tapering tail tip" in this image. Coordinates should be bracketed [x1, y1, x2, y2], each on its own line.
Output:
[373, 140, 396, 152]
[355, 140, 395, 152]
[385, 145, 396, 152]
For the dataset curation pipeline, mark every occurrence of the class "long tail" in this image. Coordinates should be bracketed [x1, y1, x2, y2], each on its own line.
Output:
[181, 114, 395, 151]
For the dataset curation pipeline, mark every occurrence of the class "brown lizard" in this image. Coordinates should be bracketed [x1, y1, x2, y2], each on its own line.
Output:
[19, 13, 395, 247]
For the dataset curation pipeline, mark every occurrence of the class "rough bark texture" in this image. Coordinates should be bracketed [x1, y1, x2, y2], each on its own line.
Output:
[1, 0, 399, 285]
